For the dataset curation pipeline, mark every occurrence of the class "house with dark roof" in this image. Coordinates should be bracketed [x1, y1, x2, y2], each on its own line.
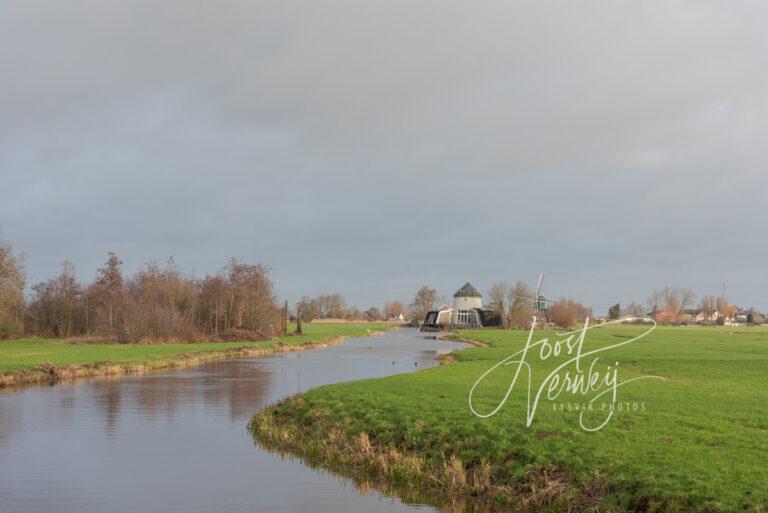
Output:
[421, 282, 502, 329]
[453, 282, 482, 326]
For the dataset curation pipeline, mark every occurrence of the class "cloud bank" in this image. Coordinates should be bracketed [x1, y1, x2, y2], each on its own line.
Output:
[1, 1, 766, 311]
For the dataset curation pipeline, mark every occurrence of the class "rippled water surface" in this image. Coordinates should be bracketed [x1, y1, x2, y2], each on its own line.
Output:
[0, 329, 467, 513]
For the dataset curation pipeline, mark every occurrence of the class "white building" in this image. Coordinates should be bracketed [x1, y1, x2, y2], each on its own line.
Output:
[421, 282, 493, 329]
[434, 304, 453, 325]
[452, 282, 482, 327]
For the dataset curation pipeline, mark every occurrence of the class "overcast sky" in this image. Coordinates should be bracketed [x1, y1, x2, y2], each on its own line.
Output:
[1, 1, 767, 313]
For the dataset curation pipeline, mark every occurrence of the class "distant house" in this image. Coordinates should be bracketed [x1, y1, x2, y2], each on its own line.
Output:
[686, 307, 766, 326]
[421, 282, 501, 329]
[726, 309, 765, 325]
[648, 306, 765, 326]
[694, 310, 723, 324]
[654, 308, 745, 326]
[679, 309, 700, 325]
[732, 310, 749, 325]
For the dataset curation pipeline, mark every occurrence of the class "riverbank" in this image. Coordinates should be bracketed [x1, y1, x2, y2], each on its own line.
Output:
[0, 323, 392, 388]
[251, 325, 768, 512]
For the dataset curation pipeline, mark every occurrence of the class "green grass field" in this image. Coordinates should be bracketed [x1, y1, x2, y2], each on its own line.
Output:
[258, 324, 768, 512]
[0, 323, 390, 374]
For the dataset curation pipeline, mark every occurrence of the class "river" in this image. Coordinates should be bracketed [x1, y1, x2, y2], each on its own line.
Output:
[0, 329, 467, 513]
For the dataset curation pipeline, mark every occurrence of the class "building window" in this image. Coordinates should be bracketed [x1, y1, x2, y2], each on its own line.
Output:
[457, 309, 473, 324]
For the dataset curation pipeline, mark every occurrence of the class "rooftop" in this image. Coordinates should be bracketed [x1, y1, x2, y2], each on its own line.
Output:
[453, 282, 481, 298]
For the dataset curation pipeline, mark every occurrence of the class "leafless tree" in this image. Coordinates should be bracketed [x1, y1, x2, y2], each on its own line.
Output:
[383, 300, 406, 320]
[509, 281, 535, 329]
[487, 281, 534, 329]
[647, 286, 696, 323]
[90, 252, 126, 336]
[548, 298, 585, 328]
[716, 294, 730, 314]
[28, 260, 82, 337]
[410, 286, 437, 323]
[6, 242, 284, 342]
[699, 295, 717, 324]
[487, 282, 510, 327]
[295, 293, 354, 321]
[0, 242, 25, 338]
[622, 302, 645, 318]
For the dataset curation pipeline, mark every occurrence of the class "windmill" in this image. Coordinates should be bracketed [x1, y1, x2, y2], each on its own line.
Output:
[515, 273, 553, 324]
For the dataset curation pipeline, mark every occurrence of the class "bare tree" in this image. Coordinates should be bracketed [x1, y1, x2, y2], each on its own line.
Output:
[487, 281, 535, 329]
[0, 242, 25, 338]
[90, 252, 126, 336]
[383, 300, 406, 320]
[487, 282, 510, 327]
[508, 281, 535, 329]
[548, 298, 584, 328]
[410, 286, 437, 323]
[294, 293, 354, 321]
[326, 293, 347, 319]
[622, 302, 645, 318]
[647, 286, 696, 324]
[678, 287, 695, 313]
[720, 303, 737, 319]
[18, 246, 283, 342]
[716, 294, 730, 315]
[699, 295, 717, 325]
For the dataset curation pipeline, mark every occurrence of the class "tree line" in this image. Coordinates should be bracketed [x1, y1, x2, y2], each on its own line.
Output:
[607, 286, 743, 325]
[0, 241, 284, 342]
[486, 281, 591, 329]
[294, 295, 409, 323]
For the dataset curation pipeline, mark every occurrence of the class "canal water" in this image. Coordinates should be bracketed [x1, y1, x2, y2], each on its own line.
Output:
[0, 329, 466, 513]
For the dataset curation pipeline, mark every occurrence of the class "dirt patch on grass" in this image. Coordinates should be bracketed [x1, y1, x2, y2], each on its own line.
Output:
[439, 332, 489, 347]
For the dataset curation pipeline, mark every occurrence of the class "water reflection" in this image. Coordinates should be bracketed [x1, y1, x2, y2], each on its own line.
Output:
[0, 329, 467, 513]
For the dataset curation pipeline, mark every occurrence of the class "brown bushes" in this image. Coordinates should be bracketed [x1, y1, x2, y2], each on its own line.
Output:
[24, 254, 284, 343]
[548, 298, 590, 329]
[60, 335, 119, 345]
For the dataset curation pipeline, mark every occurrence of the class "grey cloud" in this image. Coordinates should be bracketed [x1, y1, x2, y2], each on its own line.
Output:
[1, 1, 767, 312]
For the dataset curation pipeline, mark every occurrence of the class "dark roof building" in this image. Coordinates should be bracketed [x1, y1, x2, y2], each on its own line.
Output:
[453, 282, 481, 298]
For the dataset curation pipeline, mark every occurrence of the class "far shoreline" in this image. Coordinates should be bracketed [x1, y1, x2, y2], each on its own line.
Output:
[0, 324, 393, 389]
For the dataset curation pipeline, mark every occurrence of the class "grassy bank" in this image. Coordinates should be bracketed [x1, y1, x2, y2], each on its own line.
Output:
[251, 325, 768, 512]
[0, 323, 392, 387]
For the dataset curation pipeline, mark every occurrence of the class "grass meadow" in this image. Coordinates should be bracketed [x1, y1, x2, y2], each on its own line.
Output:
[0, 323, 390, 375]
[254, 324, 768, 512]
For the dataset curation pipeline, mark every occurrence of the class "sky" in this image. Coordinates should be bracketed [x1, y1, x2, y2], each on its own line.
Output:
[1, 1, 767, 314]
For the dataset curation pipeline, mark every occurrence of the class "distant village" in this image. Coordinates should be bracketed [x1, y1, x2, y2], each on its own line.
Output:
[416, 282, 764, 330]
[295, 279, 763, 330]
[650, 306, 764, 326]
